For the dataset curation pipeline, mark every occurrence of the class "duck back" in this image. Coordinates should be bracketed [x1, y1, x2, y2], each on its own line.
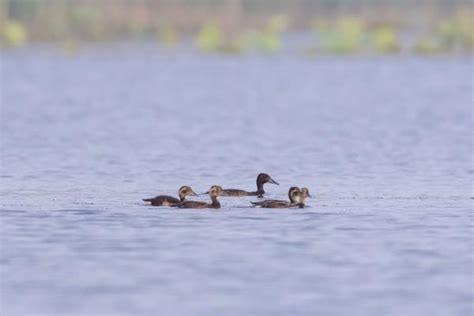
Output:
[221, 189, 250, 196]
[175, 200, 220, 209]
[251, 200, 291, 208]
[143, 195, 180, 206]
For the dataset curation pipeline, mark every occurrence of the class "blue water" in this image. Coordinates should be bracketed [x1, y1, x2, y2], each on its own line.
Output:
[1, 47, 472, 316]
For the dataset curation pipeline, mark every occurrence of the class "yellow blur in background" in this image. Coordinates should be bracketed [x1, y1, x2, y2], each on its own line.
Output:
[0, 0, 472, 55]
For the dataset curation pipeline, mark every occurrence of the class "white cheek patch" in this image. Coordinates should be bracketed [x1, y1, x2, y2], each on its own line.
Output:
[291, 194, 300, 203]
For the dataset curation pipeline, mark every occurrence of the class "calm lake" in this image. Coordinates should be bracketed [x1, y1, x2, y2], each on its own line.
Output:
[1, 47, 472, 316]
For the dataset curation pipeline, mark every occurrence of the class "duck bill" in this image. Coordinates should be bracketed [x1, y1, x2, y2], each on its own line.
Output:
[200, 191, 209, 195]
[307, 193, 312, 198]
[269, 178, 279, 185]
[190, 191, 199, 197]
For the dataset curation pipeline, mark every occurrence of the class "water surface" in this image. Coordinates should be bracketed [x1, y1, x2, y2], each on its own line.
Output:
[1, 48, 472, 315]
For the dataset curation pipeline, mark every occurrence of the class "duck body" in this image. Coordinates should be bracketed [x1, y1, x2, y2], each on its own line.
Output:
[143, 185, 198, 207]
[143, 195, 180, 206]
[174, 185, 223, 209]
[175, 200, 220, 209]
[251, 187, 300, 209]
[220, 189, 261, 197]
[221, 173, 279, 198]
[251, 200, 298, 208]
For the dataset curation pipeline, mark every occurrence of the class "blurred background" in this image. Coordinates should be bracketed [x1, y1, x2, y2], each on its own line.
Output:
[1, 0, 473, 55]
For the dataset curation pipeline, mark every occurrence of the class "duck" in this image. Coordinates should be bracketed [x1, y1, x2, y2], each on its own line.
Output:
[250, 187, 300, 208]
[298, 187, 312, 208]
[218, 173, 279, 198]
[143, 185, 198, 206]
[173, 185, 223, 209]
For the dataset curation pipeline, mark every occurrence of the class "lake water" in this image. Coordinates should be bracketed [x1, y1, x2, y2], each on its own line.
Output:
[1, 47, 472, 316]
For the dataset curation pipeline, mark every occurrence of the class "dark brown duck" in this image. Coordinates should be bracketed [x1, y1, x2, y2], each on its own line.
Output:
[250, 187, 300, 208]
[173, 185, 223, 209]
[220, 173, 279, 198]
[143, 185, 198, 206]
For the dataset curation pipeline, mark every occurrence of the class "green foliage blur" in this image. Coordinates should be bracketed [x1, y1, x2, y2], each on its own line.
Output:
[372, 26, 400, 54]
[322, 17, 364, 54]
[1, 0, 472, 56]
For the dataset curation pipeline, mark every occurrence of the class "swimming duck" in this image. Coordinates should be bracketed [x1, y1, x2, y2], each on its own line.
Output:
[219, 173, 279, 198]
[143, 185, 198, 206]
[250, 187, 300, 208]
[298, 187, 312, 208]
[174, 185, 223, 209]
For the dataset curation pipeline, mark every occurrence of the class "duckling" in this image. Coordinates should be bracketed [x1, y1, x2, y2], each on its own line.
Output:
[220, 173, 279, 198]
[250, 187, 300, 208]
[143, 185, 198, 206]
[174, 185, 223, 209]
[298, 187, 312, 208]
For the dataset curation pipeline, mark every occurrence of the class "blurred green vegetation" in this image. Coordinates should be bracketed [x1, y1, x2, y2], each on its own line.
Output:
[371, 26, 400, 54]
[0, 0, 472, 56]
[157, 25, 179, 48]
[321, 18, 365, 54]
[194, 15, 287, 55]
[436, 12, 474, 51]
[195, 21, 243, 54]
[196, 22, 221, 52]
[413, 38, 444, 55]
[1, 20, 27, 46]
[255, 15, 288, 54]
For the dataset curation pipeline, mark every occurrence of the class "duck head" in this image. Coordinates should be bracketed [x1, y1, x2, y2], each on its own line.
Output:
[288, 186, 301, 203]
[257, 173, 279, 186]
[256, 173, 279, 197]
[178, 185, 199, 200]
[298, 187, 311, 206]
[300, 187, 312, 199]
[208, 185, 223, 198]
